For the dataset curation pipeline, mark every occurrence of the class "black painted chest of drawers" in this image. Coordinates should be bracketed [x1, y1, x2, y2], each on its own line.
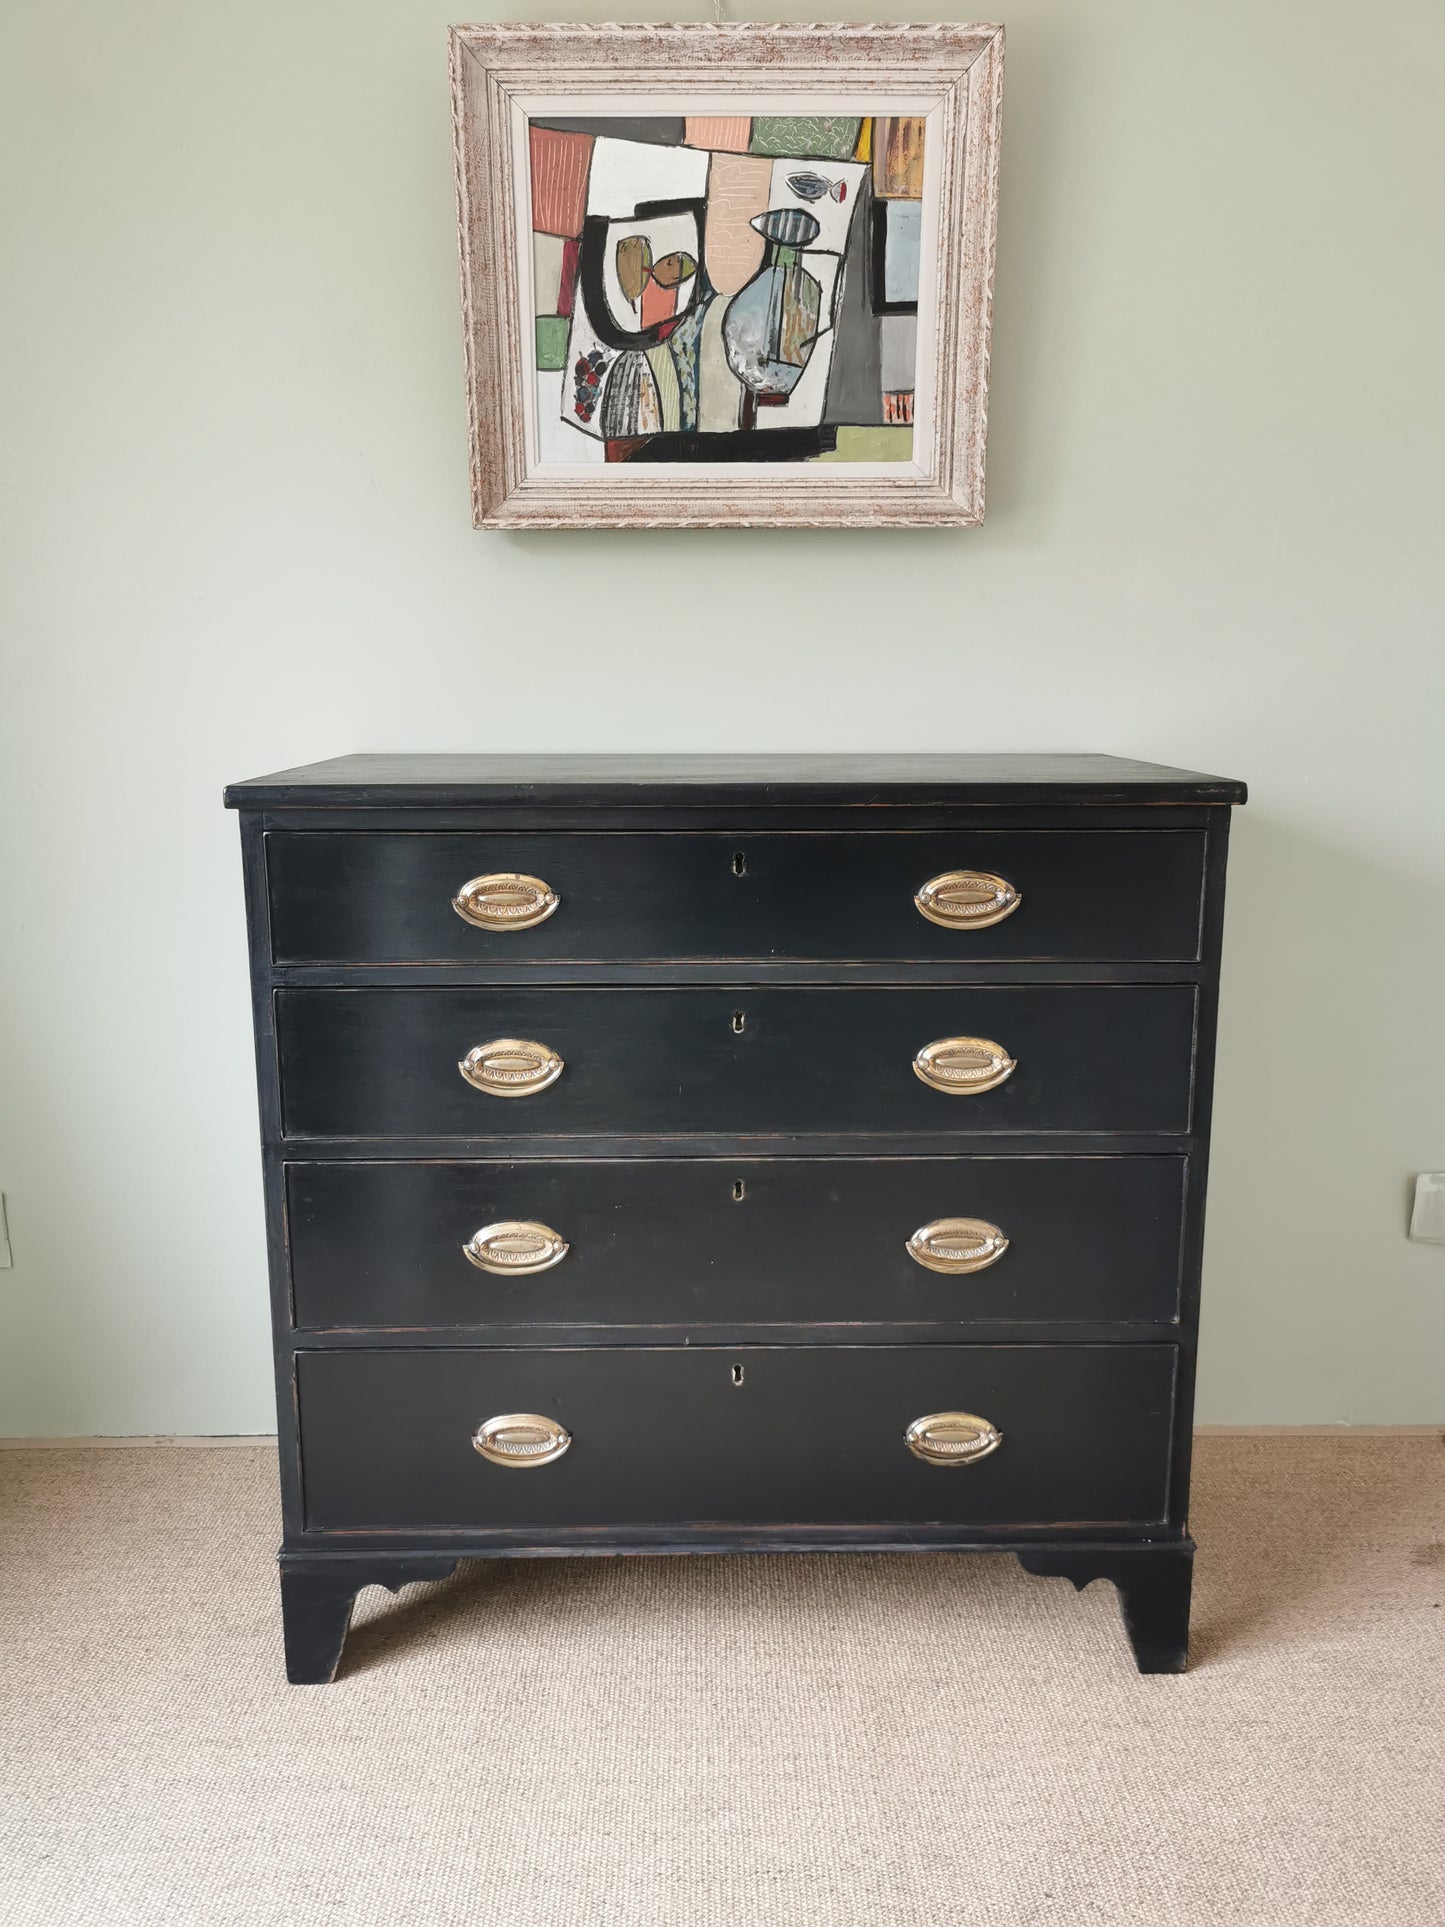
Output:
[226, 753, 1245, 1682]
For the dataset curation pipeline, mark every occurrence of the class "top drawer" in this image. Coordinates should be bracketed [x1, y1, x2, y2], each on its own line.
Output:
[264, 831, 1206, 966]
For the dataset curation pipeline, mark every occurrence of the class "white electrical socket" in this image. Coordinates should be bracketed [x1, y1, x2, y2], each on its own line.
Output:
[0, 1195, 10, 1268]
[1408, 1174, 1445, 1244]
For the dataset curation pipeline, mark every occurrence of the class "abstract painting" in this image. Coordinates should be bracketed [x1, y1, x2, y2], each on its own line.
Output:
[527, 114, 922, 466]
[451, 24, 1005, 526]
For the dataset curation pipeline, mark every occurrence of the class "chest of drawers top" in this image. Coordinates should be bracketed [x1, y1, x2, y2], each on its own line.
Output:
[225, 751, 1246, 813]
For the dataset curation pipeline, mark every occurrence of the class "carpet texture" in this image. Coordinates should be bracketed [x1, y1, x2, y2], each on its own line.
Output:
[1, 1436, 1441, 1926]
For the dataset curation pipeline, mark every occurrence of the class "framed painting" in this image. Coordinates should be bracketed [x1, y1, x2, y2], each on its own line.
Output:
[449, 23, 1004, 528]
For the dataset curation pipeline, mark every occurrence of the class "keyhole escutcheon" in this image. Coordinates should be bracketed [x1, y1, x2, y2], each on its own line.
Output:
[731, 1364, 745, 1387]
[732, 1010, 746, 1034]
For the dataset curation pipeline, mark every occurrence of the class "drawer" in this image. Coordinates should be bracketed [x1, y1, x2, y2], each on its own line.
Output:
[287, 1156, 1186, 1330]
[265, 831, 1206, 964]
[276, 985, 1196, 1139]
[296, 1344, 1177, 1530]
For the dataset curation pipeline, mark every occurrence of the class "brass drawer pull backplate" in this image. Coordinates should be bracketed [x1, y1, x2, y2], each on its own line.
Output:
[459, 1038, 564, 1098]
[913, 1035, 1016, 1095]
[907, 1217, 1010, 1275]
[452, 872, 560, 931]
[463, 1220, 569, 1276]
[473, 1413, 572, 1468]
[914, 870, 1021, 930]
[906, 1412, 1003, 1466]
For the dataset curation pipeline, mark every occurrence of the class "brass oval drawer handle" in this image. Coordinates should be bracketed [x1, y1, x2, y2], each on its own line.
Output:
[906, 1412, 1003, 1466]
[915, 870, 1020, 930]
[463, 1220, 569, 1276]
[459, 1038, 564, 1097]
[452, 872, 560, 931]
[907, 1217, 1009, 1275]
[913, 1035, 1016, 1095]
[473, 1413, 571, 1468]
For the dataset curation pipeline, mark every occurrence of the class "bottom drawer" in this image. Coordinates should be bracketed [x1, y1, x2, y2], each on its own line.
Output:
[297, 1345, 1176, 1531]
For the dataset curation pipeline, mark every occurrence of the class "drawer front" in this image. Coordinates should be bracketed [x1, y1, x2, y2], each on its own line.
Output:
[266, 831, 1206, 964]
[296, 1344, 1177, 1530]
[287, 1156, 1186, 1330]
[276, 986, 1196, 1139]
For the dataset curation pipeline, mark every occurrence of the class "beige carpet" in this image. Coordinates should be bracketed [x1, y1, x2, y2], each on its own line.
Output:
[2, 1438, 1442, 1927]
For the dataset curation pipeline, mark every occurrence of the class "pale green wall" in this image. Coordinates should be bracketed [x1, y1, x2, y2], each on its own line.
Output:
[2, 2, 1442, 1432]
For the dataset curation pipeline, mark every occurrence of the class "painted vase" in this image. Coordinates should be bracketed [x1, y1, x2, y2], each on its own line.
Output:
[721, 208, 824, 429]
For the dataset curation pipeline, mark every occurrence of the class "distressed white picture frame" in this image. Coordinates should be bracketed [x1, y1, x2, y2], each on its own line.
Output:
[450, 23, 1005, 528]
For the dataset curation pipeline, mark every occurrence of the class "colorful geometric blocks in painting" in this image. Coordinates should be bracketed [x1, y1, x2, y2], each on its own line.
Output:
[527, 115, 924, 465]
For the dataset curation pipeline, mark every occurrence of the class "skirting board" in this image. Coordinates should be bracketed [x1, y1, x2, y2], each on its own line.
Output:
[1192, 1424, 1443, 1436]
[0, 1426, 1440, 1448]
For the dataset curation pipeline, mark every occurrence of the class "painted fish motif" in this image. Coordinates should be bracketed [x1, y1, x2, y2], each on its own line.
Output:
[786, 171, 848, 204]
